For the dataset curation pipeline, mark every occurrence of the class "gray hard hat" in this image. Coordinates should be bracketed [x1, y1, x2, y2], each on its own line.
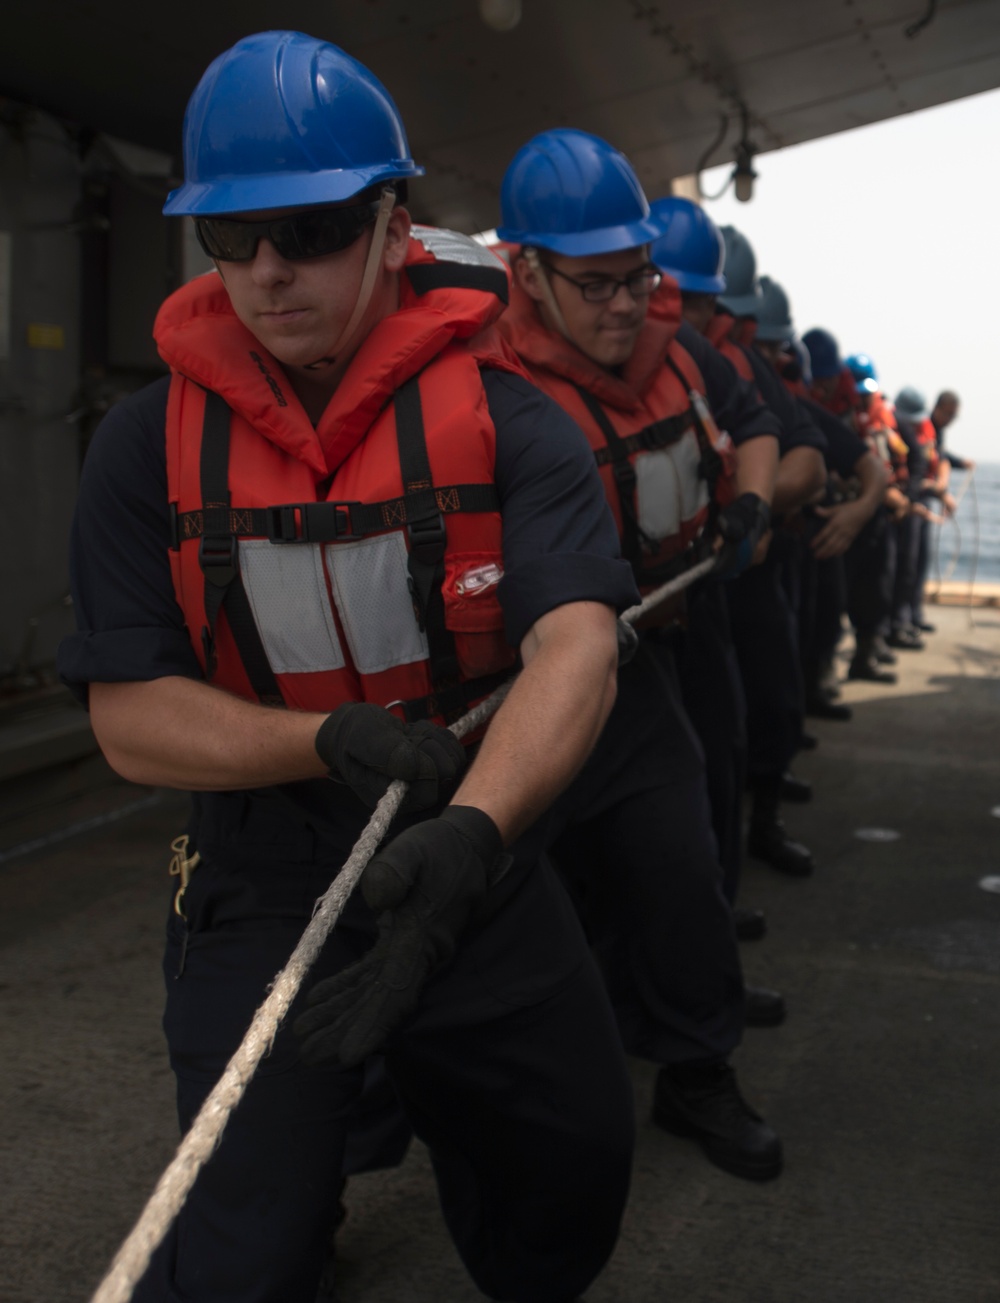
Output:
[894, 386, 929, 424]
[717, 226, 762, 318]
[754, 276, 794, 343]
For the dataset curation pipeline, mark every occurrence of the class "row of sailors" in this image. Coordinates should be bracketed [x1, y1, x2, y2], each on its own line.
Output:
[65, 34, 974, 1298]
[341, 133, 959, 1198]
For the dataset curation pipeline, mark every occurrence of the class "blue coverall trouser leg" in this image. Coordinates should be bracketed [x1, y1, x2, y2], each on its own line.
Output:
[136, 837, 634, 1303]
[727, 551, 804, 785]
[673, 582, 748, 905]
[891, 511, 922, 629]
[546, 637, 745, 1065]
[845, 507, 893, 636]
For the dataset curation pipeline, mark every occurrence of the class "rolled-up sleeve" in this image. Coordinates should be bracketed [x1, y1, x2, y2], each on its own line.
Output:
[57, 377, 203, 705]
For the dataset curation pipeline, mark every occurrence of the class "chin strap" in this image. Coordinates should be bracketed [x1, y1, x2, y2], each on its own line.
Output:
[522, 245, 575, 345]
[304, 187, 398, 371]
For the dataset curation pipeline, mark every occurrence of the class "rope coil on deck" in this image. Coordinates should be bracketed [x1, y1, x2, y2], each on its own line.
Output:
[89, 553, 716, 1303]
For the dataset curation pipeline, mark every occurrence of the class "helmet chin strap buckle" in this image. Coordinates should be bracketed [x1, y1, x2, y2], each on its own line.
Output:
[305, 188, 397, 371]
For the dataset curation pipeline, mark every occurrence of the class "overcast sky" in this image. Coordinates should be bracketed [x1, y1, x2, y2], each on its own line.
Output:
[698, 86, 1000, 463]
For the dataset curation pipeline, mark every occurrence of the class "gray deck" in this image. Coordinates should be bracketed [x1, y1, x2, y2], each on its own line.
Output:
[3, 602, 999, 1302]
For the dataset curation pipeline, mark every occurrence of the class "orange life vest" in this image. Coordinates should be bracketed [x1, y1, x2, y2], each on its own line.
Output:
[811, 366, 861, 421]
[857, 391, 908, 483]
[156, 228, 523, 724]
[914, 416, 941, 480]
[705, 309, 757, 384]
[498, 258, 735, 593]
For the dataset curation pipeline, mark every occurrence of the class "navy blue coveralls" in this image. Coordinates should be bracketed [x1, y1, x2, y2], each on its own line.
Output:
[891, 415, 934, 632]
[501, 321, 776, 1070]
[58, 369, 640, 1303]
[791, 397, 871, 681]
[725, 346, 828, 796]
[672, 323, 782, 903]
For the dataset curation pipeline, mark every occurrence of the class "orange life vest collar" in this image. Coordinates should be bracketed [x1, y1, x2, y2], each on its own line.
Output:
[155, 228, 521, 478]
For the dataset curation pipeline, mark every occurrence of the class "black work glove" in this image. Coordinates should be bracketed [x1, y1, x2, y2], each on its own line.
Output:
[315, 703, 467, 813]
[294, 805, 508, 1068]
[713, 492, 772, 578]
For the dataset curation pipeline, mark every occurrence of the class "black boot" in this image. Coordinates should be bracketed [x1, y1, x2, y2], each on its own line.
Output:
[744, 985, 787, 1026]
[804, 692, 853, 721]
[887, 624, 924, 650]
[652, 1061, 783, 1181]
[848, 635, 898, 684]
[747, 777, 815, 876]
[733, 906, 766, 940]
[873, 634, 897, 665]
[780, 771, 813, 803]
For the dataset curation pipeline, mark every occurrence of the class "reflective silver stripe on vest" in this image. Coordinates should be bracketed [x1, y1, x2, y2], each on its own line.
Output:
[237, 540, 345, 674]
[326, 533, 429, 674]
[238, 533, 430, 679]
[410, 224, 505, 269]
[633, 433, 710, 541]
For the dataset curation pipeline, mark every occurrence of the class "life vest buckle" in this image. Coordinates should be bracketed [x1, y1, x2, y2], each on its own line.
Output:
[267, 502, 363, 543]
[407, 510, 447, 564]
[199, 534, 238, 587]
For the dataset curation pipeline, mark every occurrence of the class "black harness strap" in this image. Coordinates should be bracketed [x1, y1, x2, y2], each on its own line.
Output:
[197, 392, 284, 707]
[393, 374, 464, 709]
[662, 354, 725, 494]
[188, 378, 508, 725]
[574, 379, 721, 588]
[590, 410, 695, 466]
[172, 483, 499, 547]
[572, 385, 647, 564]
[406, 262, 509, 302]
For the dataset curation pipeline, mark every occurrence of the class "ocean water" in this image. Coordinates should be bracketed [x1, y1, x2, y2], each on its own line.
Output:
[926, 460, 1000, 586]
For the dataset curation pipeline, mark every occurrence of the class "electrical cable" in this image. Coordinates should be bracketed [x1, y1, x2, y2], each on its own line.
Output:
[696, 114, 734, 201]
[905, 0, 938, 39]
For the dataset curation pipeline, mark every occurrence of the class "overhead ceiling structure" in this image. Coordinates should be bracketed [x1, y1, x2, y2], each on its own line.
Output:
[3, 0, 999, 231]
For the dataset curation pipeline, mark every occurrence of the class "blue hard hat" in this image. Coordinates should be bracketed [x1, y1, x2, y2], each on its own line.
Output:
[801, 327, 842, 381]
[895, 386, 929, 424]
[845, 353, 880, 395]
[496, 128, 666, 256]
[164, 31, 424, 217]
[717, 227, 762, 318]
[755, 276, 794, 343]
[648, 196, 726, 294]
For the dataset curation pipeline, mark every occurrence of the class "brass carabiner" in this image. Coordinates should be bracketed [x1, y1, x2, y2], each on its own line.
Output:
[168, 834, 202, 919]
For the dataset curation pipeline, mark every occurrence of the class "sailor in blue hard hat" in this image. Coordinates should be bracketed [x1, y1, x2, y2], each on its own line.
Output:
[890, 386, 955, 643]
[496, 127, 668, 368]
[717, 226, 764, 318]
[499, 131, 787, 1181]
[648, 194, 727, 334]
[651, 197, 802, 938]
[845, 352, 881, 396]
[59, 31, 642, 1303]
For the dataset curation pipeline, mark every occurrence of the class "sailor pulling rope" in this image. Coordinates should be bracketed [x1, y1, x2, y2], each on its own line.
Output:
[89, 554, 715, 1303]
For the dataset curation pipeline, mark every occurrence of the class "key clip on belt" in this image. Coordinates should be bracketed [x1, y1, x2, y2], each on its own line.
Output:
[169, 834, 202, 919]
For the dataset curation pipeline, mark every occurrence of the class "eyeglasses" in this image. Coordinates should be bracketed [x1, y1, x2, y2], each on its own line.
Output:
[545, 263, 662, 303]
[194, 200, 381, 262]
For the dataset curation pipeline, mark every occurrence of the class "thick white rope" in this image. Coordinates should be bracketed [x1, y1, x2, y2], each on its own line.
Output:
[88, 554, 714, 1303]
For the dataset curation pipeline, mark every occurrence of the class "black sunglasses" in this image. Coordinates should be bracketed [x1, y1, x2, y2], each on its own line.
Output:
[194, 200, 381, 262]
